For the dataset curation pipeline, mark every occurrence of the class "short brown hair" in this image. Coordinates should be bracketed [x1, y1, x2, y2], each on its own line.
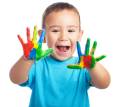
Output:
[42, 2, 81, 28]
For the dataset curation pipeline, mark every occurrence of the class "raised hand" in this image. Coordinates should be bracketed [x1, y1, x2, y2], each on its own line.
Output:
[18, 26, 53, 60]
[67, 38, 106, 69]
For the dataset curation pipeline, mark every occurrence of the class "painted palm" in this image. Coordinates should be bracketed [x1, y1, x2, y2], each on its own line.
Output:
[67, 38, 106, 69]
[18, 26, 53, 60]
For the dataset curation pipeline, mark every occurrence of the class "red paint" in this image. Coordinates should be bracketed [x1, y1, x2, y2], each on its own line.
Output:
[83, 55, 92, 68]
[17, 27, 34, 58]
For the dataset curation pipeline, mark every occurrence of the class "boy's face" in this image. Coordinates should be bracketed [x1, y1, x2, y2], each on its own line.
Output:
[45, 10, 83, 61]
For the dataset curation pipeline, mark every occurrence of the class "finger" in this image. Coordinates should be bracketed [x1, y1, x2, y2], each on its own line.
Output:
[77, 41, 82, 63]
[77, 41, 82, 57]
[38, 30, 46, 43]
[38, 29, 46, 46]
[90, 41, 97, 56]
[32, 26, 38, 43]
[26, 27, 31, 42]
[43, 48, 53, 57]
[38, 29, 45, 43]
[96, 55, 106, 62]
[67, 64, 82, 69]
[85, 38, 90, 55]
[17, 35, 24, 47]
[36, 48, 53, 60]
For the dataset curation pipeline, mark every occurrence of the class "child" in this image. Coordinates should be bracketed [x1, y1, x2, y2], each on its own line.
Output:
[10, 2, 110, 107]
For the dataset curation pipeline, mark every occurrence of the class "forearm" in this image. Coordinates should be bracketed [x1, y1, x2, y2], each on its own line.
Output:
[89, 62, 110, 89]
[9, 56, 33, 84]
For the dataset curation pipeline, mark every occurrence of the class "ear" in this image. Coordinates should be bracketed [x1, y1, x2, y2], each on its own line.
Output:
[38, 30, 46, 43]
[78, 30, 84, 41]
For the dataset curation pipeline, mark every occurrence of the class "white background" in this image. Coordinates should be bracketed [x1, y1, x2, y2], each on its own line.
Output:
[0, 0, 119, 106]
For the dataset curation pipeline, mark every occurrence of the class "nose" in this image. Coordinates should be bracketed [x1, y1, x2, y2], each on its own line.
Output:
[58, 31, 68, 41]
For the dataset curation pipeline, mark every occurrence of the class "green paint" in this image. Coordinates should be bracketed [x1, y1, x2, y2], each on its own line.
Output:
[85, 38, 90, 55]
[67, 64, 82, 69]
[96, 55, 106, 62]
[90, 41, 97, 56]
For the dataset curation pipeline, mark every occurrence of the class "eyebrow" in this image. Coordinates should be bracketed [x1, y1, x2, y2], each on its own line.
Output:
[67, 25, 79, 28]
[47, 25, 79, 29]
[48, 25, 60, 29]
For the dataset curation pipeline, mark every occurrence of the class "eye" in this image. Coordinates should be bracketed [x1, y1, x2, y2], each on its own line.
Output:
[68, 29, 75, 32]
[52, 29, 59, 32]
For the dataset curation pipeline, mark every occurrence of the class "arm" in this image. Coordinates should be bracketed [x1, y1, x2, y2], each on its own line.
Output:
[9, 56, 33, 84]
[67, 38, 110, 89]
[10, 27, 33, 84]
[89, 62, 110, 89]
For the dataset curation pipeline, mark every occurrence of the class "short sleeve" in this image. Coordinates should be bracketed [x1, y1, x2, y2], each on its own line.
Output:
[19, 62, 36, 89]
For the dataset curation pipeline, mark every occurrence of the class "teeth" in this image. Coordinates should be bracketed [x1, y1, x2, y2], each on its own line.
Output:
[57, 46, 70, 52]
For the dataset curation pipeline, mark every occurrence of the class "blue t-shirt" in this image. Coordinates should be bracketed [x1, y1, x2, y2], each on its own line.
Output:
[20, 56, 92, 107]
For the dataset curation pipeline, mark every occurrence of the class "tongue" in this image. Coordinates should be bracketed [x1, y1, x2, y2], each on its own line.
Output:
[58, 46, 67, 52]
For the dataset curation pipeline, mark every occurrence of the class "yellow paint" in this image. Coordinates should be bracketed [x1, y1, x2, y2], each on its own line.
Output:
[79, 57, 84, 68]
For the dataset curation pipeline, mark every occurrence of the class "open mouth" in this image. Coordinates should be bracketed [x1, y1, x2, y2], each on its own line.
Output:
[56, 46, 70, 52]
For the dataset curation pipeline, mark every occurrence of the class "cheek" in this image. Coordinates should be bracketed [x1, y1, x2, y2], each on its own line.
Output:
[70, 36, 78, 45]
[71, 42, 76, 51]
[46, 35, 56, 48]
[70, 37, 78, 52]
[69, 32, 80, 40]
[47, 38, 53, 48]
